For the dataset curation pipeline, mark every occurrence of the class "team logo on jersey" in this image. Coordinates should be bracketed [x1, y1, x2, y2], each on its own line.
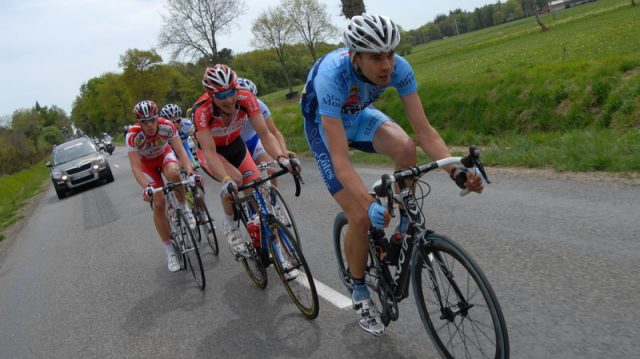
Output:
[342, 86, 364, 114]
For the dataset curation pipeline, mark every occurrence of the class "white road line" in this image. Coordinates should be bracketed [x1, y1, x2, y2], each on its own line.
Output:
[296, 276, 352, 309]
[113, 164, 120, 168]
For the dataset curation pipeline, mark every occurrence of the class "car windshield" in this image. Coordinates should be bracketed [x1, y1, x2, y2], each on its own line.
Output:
[53, 141, 97, 165]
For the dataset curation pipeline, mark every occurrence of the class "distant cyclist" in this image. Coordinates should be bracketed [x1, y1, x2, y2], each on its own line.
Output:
[126, 100, 198, 272]
[160, 103, 198, 168]
[300, 14, 483, 336]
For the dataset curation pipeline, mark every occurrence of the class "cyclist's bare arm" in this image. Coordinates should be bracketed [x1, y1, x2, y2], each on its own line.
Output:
[265, 116, 290, 155]
[322, 115, 374, 209]
[400, 93, 483, 193]
[250, 113, 284, 159]
[169, 136, 194, 175]
[195, 129, 232, 182]
[128, 151, 149, 188]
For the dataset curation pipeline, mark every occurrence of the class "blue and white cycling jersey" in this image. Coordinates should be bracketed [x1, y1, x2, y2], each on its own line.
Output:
[300, 47, 418, 194]
[240, 99, 271, 142]
[178, 118, 196, 142]
[301, 47, 417, 125]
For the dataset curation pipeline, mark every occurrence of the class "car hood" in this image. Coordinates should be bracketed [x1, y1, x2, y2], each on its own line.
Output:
[54, 154, 102, 172]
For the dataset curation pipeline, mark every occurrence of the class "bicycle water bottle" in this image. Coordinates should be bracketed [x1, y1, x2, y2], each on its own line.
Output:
[385, 233, 403, 265]
[371, 228, 388, 260]
[247, 215, 261, 248]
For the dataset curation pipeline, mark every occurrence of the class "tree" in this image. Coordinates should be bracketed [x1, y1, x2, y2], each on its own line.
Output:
[119, 49, 166, 100]
[158, 0, 247, 63]
[282, 0, 338, 61]
[251, 7, 295, 93]
[340, 0, 365, 19]
[520, 0, 548, 31]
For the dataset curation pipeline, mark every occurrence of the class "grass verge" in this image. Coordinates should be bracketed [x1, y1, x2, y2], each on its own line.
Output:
[0, 164, 50, 241]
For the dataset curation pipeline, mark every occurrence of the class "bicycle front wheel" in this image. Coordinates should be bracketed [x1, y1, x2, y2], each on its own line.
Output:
[270, 187, 301, 247]
[237, 209, 268, 289]
[178, 212, 206, 290]
[412, 233, 509, 359]
[269, 219, 319, 319]
[193, 186, 219, 255]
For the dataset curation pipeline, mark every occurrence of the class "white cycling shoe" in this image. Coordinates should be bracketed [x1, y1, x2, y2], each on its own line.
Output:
[167, 254, 181, 272]
[352, 292, 385, 336]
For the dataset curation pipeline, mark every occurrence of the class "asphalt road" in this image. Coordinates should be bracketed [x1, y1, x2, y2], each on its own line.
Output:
[0, 147, 638, 358]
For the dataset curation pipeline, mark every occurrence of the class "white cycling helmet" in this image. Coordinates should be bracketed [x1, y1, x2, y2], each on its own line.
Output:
[160, 103, 183, 119]
[343, 14, 401, 53]
[237, 78, 258, 95]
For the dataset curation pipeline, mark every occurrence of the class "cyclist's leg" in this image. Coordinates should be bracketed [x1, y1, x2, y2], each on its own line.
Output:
[249, 136, 279, 188]
[141, 158, 178, 271]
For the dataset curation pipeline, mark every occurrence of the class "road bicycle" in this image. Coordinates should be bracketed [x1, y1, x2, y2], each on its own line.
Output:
[231, 160, 319, 319]
[148, 176, 205, 290]
[333, 146, 509, 358]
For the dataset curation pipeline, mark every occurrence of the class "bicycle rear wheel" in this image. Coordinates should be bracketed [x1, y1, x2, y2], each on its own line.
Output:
[237, 210, 268, 289]
[193, 186, 219, 255]
[269, 186, 301, 247]
[178, 212, 206, 290]
[332, 212, 395, 325]
[412, 233, 509, 359]
[269, 219, 319, 319]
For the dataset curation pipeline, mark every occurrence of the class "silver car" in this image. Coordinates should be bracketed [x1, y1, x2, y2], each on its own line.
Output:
[48, 137, 114, 199]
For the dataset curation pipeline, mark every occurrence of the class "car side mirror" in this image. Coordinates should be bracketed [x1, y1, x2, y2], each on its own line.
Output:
[45, 161, 52, 167]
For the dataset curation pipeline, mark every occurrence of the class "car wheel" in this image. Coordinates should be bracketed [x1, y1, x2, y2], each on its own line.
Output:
[105, 165, 115, 183]
[54, 184, 67, 199]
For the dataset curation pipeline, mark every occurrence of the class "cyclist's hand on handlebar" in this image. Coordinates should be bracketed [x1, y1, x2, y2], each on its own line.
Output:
[218, 177, 237, 199]
[278, 155, 294, 172]
[189, 173, 204, 189]
[142, 185, 153, 202]
[368, 202, 391, 229]
[451, 168, 484, 193]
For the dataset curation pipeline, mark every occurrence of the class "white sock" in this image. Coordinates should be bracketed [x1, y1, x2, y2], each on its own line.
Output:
[223, 214, 234, 230]
[164, 242, 175, 257]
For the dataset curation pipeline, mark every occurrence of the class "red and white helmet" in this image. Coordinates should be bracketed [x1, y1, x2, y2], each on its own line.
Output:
[344, 14, 401, 53]
[133, 100, 158, 120]
[202, 64, 238, 93]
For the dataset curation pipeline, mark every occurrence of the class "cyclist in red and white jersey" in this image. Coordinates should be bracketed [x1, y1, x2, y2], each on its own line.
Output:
[192, 64, 295, 258]
[126, 100, 197, 272]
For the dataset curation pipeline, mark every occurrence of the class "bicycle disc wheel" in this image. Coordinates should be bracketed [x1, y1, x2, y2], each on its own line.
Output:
[270, 187, 301, 247]
[237, 212, 268, 289]
[269, 219, 319, 319]
[178, 212, 206, 290]
[193, 187, 219, 255]
[412, 233, 509, 359]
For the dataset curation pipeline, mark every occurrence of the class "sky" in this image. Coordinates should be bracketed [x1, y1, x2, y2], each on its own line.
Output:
[0, 0, 492, 119]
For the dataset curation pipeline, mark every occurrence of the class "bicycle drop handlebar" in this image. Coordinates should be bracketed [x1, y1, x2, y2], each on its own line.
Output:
[146, 176, 196, 197]
[373, 146, 491, 216]
[237, 158, 303, 197]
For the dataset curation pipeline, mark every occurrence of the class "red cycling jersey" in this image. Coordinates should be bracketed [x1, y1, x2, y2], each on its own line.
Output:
[126, 118, 178, 160]
[192, 89, 261, 146]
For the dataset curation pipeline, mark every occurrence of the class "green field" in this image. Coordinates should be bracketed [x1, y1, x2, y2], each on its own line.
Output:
[263, 0, 640, 172]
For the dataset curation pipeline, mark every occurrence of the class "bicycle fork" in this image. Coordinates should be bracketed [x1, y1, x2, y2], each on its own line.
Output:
[422, 244, 473, 322]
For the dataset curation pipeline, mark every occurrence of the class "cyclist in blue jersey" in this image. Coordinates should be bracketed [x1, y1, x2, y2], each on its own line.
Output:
[237, 77, 293, 188]
[160, 104, 198, 168]
[300, 14, 484, 336]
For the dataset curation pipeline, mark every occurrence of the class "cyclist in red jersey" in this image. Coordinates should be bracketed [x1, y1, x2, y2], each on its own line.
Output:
[127, 100, 197, 272]
[192, 64, 294, 258]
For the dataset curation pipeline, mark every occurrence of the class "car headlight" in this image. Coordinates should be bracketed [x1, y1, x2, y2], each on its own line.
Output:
[52, 170, 62, 180]
[61, 174, 69, 181]
[96, 156, 106, 164]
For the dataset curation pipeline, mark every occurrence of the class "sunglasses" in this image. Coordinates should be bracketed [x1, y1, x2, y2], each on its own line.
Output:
[139, 116, 158, 125]
[213, 88, 237, 100]
[171, 117, 182, 124]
